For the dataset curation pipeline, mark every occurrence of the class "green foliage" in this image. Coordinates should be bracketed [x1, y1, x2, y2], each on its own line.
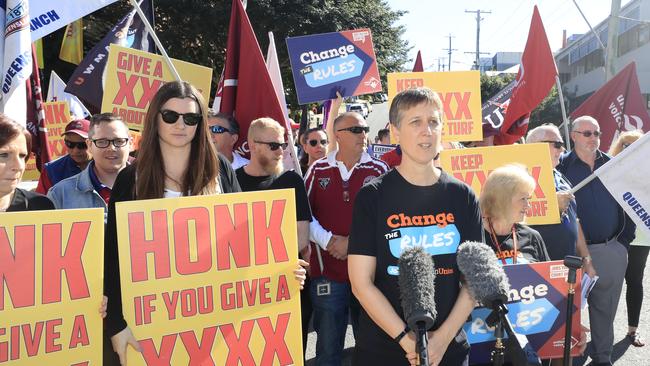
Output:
[479, 73, 515, 103]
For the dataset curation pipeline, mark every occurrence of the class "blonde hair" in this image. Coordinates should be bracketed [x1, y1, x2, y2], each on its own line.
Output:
[248, 117, 285, 141]
[480, 164, 536, 221]
[609, 130, 643, 157]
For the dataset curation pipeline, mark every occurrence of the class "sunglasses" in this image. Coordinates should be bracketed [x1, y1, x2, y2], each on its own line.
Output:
[337, 126, 370, 134]
[541, 140, 565, 149]
[573, 130, 601, 138]
[209, 125, 232, 134]
[159, 110, 202, 126]
[64, 140, 88, 150]
[91, 138, 130, 148]
[255, 141, 289, 151]
[308, 139, 328, 147]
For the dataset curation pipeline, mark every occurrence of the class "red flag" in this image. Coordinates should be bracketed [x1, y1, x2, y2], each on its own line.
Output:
[495, 6, 557, 145]
[218, 0, 287, 158]
[412, 50, 423, 72]
[570, 62, 649, 151]
[26, 43, 51, 171]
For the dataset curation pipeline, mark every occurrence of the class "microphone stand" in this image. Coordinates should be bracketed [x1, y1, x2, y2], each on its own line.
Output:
[415, 321, 430, 366]
[563, 255, 583, 366]
[487, 302, 542, 366]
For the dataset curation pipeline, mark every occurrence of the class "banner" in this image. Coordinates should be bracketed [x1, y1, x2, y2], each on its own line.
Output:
[465, 261, 582, 363]
[440, 143, 560, 225]
[369, 143, 397, 159]
[286, 28, 382, 104]
[101, 44, 212, 131]
[26, 43, 50, 171]
[29, 0, 119, 41]
[387, 71, 483, 142]
[569, 62, 649, 151]
[598, 132, 650, 236]
[65, 0, 154, 110]
[115, 190, 303, 365]
[47, 70, 91, 119]
[482, 80, 516, 138]
[59, 18, 83, 65]
[0, 208, 104, 364]
[42, 101, 72, 159]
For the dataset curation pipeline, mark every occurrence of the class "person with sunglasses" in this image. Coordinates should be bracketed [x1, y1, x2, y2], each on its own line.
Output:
[304, 111, 389, 366]
[35, 118, 92, 194]
[207, 111, 250, 169]
[299, 127, 328, 175]
[47, 113, 132, 223]
[557, 116, 636, 366]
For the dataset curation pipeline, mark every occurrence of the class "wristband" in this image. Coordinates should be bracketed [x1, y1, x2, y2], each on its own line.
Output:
[394, 325, 410, 343]
[582, 255, 592, 263]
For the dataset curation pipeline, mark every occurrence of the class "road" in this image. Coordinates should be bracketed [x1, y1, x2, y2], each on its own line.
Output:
[365, 101, 390, 142]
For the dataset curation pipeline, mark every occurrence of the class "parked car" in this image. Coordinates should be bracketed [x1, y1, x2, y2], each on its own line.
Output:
[347, 103, 368, 118]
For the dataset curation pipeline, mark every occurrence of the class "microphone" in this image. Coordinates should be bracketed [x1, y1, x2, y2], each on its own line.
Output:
[399, 246, 436, 366]
[457, 241, 541, 366]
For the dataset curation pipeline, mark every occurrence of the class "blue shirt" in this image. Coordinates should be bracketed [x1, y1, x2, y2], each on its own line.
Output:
[557, 150, 620, 243]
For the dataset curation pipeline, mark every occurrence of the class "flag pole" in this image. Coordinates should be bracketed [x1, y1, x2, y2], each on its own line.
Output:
[555, 75, 572, 151]
[129, 0, 181, 82]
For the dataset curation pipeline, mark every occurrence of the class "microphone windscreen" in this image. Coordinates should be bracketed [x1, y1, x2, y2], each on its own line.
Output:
[456, 241, 510, 308]
[398, 246, 436, 329]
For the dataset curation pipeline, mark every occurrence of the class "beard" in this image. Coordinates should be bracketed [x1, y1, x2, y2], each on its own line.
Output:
[259, 154, 284, 176]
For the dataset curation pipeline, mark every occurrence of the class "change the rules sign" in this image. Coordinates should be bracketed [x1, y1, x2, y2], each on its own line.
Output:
[0, 208, 105, 365]
[286, 28, 382, 104]
[115, 190, 303, 365]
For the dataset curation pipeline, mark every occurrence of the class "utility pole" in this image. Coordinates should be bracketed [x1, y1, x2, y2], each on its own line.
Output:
[443, 34, 457, 71]
[465, 9, 491, 70]
[605, 0, 621, 80]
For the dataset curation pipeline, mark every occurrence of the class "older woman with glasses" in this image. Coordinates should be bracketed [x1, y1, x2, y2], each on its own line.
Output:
[610, 130, 648, 347]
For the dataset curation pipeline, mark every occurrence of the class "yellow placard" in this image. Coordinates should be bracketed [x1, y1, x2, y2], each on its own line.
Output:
[440, 144, 560, 225]
[101, 44, 213, 132]
[0, 208, 104, 365]
[22, 153, 40, 182]
[387, 71, 483, 142]
[116, 190, 303, 365]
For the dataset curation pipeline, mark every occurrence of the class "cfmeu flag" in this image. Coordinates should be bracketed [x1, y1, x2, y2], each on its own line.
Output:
[412, 50, 423, 72]
[217, 0, 287, 159]
[496, 5, 557, 145]
[570, 62, 649, 151]
[0, 0, 32, 126]
[66, 0, 154, 110]
[598, 132, 650, 236]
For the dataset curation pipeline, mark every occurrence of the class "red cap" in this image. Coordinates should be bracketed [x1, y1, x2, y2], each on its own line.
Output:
[62, 119, 90, 138]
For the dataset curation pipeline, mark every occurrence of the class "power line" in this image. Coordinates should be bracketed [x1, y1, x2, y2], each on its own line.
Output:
[443, 34, 457, 71]
[465, 9, 492, 70]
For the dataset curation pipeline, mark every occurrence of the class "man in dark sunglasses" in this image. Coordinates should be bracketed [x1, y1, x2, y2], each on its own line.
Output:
[36, 118, 93, 194]
[207, 111, 249, 169]
[558, 116, 637, 366]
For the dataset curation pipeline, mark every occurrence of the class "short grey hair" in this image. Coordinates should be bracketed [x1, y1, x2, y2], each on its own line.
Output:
[526, 124, 560, 143]
[571, 115, 599, 131]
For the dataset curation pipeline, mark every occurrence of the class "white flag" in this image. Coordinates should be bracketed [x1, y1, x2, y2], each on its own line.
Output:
[47, 70, 91, 119]
[29, 0, 119, 41]
[266, 31, 301, 174]
[598, 132, 650, 236]
[0, 0, 32, 126]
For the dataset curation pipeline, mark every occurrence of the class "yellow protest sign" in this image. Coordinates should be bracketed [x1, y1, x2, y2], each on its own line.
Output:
[387, 71, 483, 142]
[0, 208, 104, 365]
[22, 153, 40, 182]
[115, 190, 303, 365]
[101, 44, 213, 132]
[440, 143, 560, 225]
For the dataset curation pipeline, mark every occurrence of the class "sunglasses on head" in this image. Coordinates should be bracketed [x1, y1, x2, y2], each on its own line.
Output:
[159, 110, 202, 126]
[337, 126, 370, 134]
[64, 140, 88, 150]
[573, 130, 601, 138]
[308, 139, 328, 147]
[255, 141, 289, 151]
[541, 140, 565, 149]
[209, 125, 232, 134]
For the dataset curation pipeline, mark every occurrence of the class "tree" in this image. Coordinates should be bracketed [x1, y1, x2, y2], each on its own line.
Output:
[479, 73, 515, 103]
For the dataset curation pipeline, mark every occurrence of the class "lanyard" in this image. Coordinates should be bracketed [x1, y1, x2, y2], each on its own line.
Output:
[487, 218, 518, 265]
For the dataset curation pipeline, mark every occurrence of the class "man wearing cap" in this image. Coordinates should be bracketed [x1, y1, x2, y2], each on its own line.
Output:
[36, 119, 92, 194]
[207, 111, 249, 169]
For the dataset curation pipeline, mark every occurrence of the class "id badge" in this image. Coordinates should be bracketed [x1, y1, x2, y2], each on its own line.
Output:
[316, 281, 331, 296]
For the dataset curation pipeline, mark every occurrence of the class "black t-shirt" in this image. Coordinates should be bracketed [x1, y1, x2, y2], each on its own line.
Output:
[7, 188, 54, 211]
[483, 223, 550, 264]
[235, 167, 312, 222]
[348, 169, 483, 362]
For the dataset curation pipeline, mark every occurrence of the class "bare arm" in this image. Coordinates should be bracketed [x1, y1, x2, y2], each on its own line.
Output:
[575, 221, 596, 277]
[297, 220, 311, 260]
[326, 92, 344, 153]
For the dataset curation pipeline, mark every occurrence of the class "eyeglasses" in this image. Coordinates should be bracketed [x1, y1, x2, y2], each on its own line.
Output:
[573, 130, 601, 138]
[64, 140, 88, 150]
[209, 125, 232, 134]
[254, 141, 288, 151]
[159, 110, 202, 126]
[308, 139, 328, 147]
[541, 140, 565, 149]
[91, 138, 129, 148]
[337, 126, 370, 134]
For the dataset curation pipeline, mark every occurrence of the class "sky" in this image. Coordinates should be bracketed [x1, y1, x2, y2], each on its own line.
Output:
[385, 0, 634, 71]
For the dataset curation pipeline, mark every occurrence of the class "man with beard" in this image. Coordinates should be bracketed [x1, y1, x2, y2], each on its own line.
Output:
[235, 117, 313, 359]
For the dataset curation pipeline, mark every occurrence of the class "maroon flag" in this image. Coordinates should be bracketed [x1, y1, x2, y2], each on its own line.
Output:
[496, 6, 557, 145]
[26, 44, 51, 170]
[217, 0, 287, 158]
[570, 62, 649, 151]
[412, 50, 423, 72]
